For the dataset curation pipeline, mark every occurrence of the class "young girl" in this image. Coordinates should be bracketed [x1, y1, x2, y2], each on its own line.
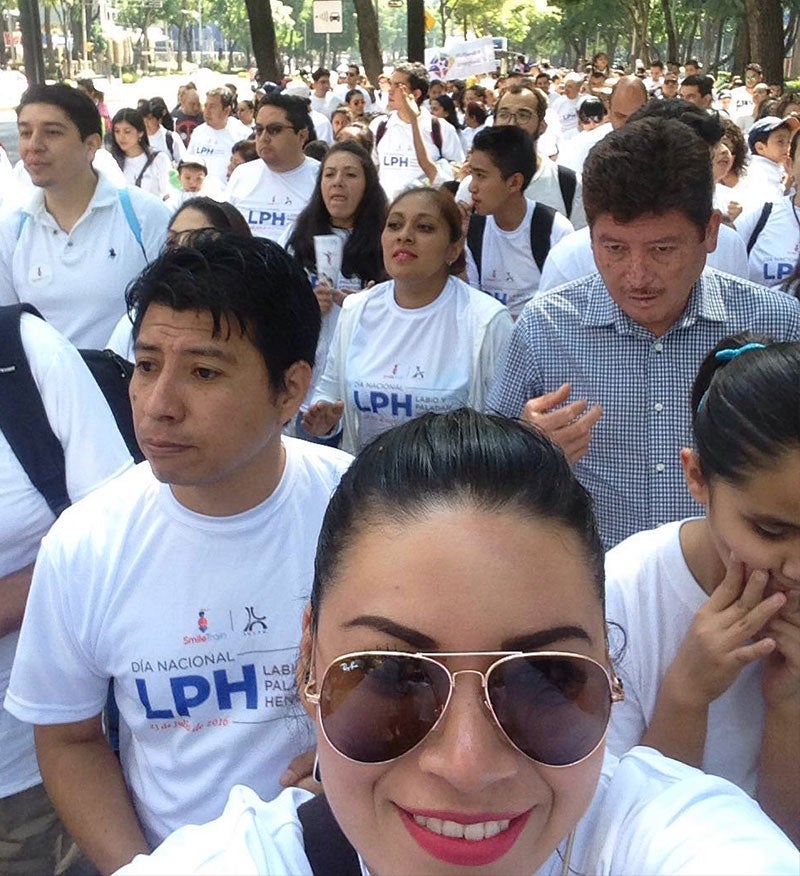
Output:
[118, 409, 796, 874]
[109, 108, 172, 200]
[605, 335, 800, 845]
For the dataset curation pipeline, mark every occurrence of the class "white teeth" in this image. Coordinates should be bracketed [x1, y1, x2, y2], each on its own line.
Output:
[412, 815, 511, 841]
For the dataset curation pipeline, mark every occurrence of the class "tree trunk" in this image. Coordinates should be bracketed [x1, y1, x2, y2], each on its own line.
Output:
[44, 5, 55, 69]
[352, 0, 382, 84]
[732, 16, 749, 74]
[658, 0, 677, 64]
[244, 0, 281, 82]
[746, 0, 784, 84]
[177, 20, 184, 70]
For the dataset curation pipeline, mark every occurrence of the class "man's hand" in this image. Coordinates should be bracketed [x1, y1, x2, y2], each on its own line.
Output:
[302, 400, 344, 437]
[521, 383, 602, 464]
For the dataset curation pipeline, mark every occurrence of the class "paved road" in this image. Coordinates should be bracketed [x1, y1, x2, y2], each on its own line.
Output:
[1, 68, 251, 164]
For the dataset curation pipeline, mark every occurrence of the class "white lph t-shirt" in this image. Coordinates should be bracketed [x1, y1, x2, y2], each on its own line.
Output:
[604, 520, 765, 795]
[226, 158, 319, 242]
[465, 200, 574, 318]
[0, 314, 132, 799]
[187, 118, 253, 185]
[735, 195, 800, 288]
[5, 439, 351, 844]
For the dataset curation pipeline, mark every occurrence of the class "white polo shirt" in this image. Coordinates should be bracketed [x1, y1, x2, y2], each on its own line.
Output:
[0, 173, 171, 347]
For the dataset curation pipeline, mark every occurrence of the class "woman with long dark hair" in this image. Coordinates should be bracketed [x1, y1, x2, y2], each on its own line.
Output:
[109, 107, 172, 199]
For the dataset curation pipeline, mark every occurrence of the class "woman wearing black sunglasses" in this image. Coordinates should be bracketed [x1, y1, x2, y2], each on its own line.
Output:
[118, 411, 797, 875]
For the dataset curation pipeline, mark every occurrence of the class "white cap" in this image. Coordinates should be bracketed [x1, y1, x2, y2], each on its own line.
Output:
[284, 79, 310, 99]
[564, 72, 584, 84]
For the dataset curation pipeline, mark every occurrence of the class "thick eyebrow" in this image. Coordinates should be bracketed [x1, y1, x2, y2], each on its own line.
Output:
[342, 616, 593, 652]
[133, 341, 238, 364]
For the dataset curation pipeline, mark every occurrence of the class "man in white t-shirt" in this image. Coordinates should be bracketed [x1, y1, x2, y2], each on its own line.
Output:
[456, 83, 587, 229]
[465, 126, 573, 318]
[370, 62, 464, 200]
[187, 88, 252, 186]
[226, 93, 319, 241]
[0, 84, 170, 348]
[550, 72, 584, 141]
[5, 236, 352, 874]
[0, 311, 132, 873]
[333, 64, 372, 112]
[310, 67, 340, 119]
[730, 63, 762, 123]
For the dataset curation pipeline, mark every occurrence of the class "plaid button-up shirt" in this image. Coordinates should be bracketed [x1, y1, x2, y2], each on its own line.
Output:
[488, 269, 800, 548]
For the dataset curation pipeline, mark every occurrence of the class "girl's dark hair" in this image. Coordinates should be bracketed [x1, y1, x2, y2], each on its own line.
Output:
[465, 100, 487, 126]
[110, 107, 152, 168]
[170, 197, 253, 240]
[721, 119, 748, 178]
[310, 409, 604, 631]
[431, 93, 461, 130]
[691, 334, 800, 483]
[287, 141, 387, 284]
[147, 96, 173, 130]
[387, 187, 466, 276]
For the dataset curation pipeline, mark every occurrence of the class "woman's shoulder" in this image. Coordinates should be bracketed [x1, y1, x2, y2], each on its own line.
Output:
[116, 786, 314, 874]
[568, 747, 799, 875]
[452, 276, 511, 319]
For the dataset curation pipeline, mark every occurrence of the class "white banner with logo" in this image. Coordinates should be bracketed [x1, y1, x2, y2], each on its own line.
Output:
[425, 37, 496, 81]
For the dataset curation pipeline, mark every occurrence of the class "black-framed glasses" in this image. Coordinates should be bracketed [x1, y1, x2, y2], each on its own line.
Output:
[495, 107, 535, 125]
[305, 650, 624, 768]
[255, 122, 298, 137]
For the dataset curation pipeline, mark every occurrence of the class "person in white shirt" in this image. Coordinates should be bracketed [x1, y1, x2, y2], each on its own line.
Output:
[465, 126, 573, 318]
[187, 88, 252, 186]
[0, 312, 132, 874]
[333, 64, 373, 112]
[0, 84, 170, 348]
[745, 115, 800, 200]
[303, 187, 512, 453]
[679, 73, 714, 109]
[141, 99, 187, 166]
[226, 93, 319, 241]
[370, 62, 464, 200]
[550, 72, 584, 141]
[605, 336, 800, 846]
[109, 107, 173, 200]
[731, 63, 763, 125]
[117, 409, 799, 876]
[456, 83, 587, 229]
[556, 96, 611, 175]
[642, 59, 665, 94]
[283, 79, 334, 143]
[5, 235, 352, 875]
[309, 67, 340, 119]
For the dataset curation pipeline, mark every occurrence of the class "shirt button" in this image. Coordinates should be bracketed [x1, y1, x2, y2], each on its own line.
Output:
[67, 241, 73, 247]
[655, 463, 665, 473]
[654, 402, 663, 412]
[654, 342, 664, 352]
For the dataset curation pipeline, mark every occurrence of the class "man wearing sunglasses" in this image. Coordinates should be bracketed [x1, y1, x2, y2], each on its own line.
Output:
[730, 62, 763, 123]
[225, 93, 319, 242]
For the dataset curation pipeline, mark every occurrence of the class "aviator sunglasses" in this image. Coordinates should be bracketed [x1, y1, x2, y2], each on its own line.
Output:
[305, 650, 624, 768]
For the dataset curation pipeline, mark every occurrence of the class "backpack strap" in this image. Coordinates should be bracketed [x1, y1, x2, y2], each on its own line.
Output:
[298, 794, 361, 876]
[133, 151, 156, 189]
[375, 119, 387, 147]
[530, 202, 557, 273]
[556, 165, 576, 219]
[0, 304, 71, 517]
[431, 117, 443, 158]
[165, 130, 175, 162]
[746, 201, 773, 255]
[466, 212, 487, 284]
[118, 188, 147, 260]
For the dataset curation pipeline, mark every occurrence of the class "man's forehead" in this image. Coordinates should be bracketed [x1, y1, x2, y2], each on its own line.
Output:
[500, 89, 537, 108]
[256, 105, 289, 123]
[18, 103, 78, 130]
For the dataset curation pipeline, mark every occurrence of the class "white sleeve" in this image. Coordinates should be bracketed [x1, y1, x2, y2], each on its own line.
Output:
[465, 245, 480, 288]
[6, 532, 112, 724]
[707, 223, 750, 279]
[549, 210, 575, 247]
[568, 174, 587, 230]
[170, 131, 188, 164]
[152, 152, 174, 199]
[538, 239, 576, 295]
[440, 120, 465, 163]
[0, 209, 21, 304]
[472, 309, 514, 411]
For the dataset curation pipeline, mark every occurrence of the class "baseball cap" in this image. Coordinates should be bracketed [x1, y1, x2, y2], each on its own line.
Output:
[748, 116, 800, 152]
[564, 72, 584, 84]
[284, 79, 311, 99]
[177, 157, 208, 172]
[664, 75, 679, 83]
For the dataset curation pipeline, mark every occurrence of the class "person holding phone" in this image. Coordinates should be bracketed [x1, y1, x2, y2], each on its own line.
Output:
[118, 409, 797, 874]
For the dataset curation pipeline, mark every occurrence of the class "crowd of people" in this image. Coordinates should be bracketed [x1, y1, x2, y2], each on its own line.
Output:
[0, 51, 798, 876]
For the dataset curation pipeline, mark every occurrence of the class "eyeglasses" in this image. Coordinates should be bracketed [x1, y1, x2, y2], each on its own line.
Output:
[305, 650, 623, 768]
[255, 122, 297, 137]
[495, 107, 535, 125]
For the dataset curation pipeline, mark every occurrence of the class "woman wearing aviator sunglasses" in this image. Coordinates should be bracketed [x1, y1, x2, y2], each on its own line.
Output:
[118, 410, 797, 875]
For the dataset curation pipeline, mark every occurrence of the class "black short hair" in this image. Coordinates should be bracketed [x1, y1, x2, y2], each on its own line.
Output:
[628, 97, 724, 146]
[472, 126, 536, 189]
[393, 62, 430, 102]
[312, 67, 330, 81]
[310, 409, 604, 632]
[17, 84, 101, 140]
[256, 92, 312, 133]
[126, 236, 320, 395]
[681, 73, 713, 98]
[692, 335, 800, 484]
[582, 117, 713, 232]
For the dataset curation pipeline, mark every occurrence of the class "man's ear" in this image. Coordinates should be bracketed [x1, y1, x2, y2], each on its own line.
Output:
[753, 140, 767, 159]
[278, 360, 312, 427]
[297, 603, 315, 719]
[680, 447, 709, 506]
[84, 132, 102, 163]
[507, 170, 525, 195]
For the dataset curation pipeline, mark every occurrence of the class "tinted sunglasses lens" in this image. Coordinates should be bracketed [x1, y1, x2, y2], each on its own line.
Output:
[488, 655, 611, 766]
[319, 654, 450, 763]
